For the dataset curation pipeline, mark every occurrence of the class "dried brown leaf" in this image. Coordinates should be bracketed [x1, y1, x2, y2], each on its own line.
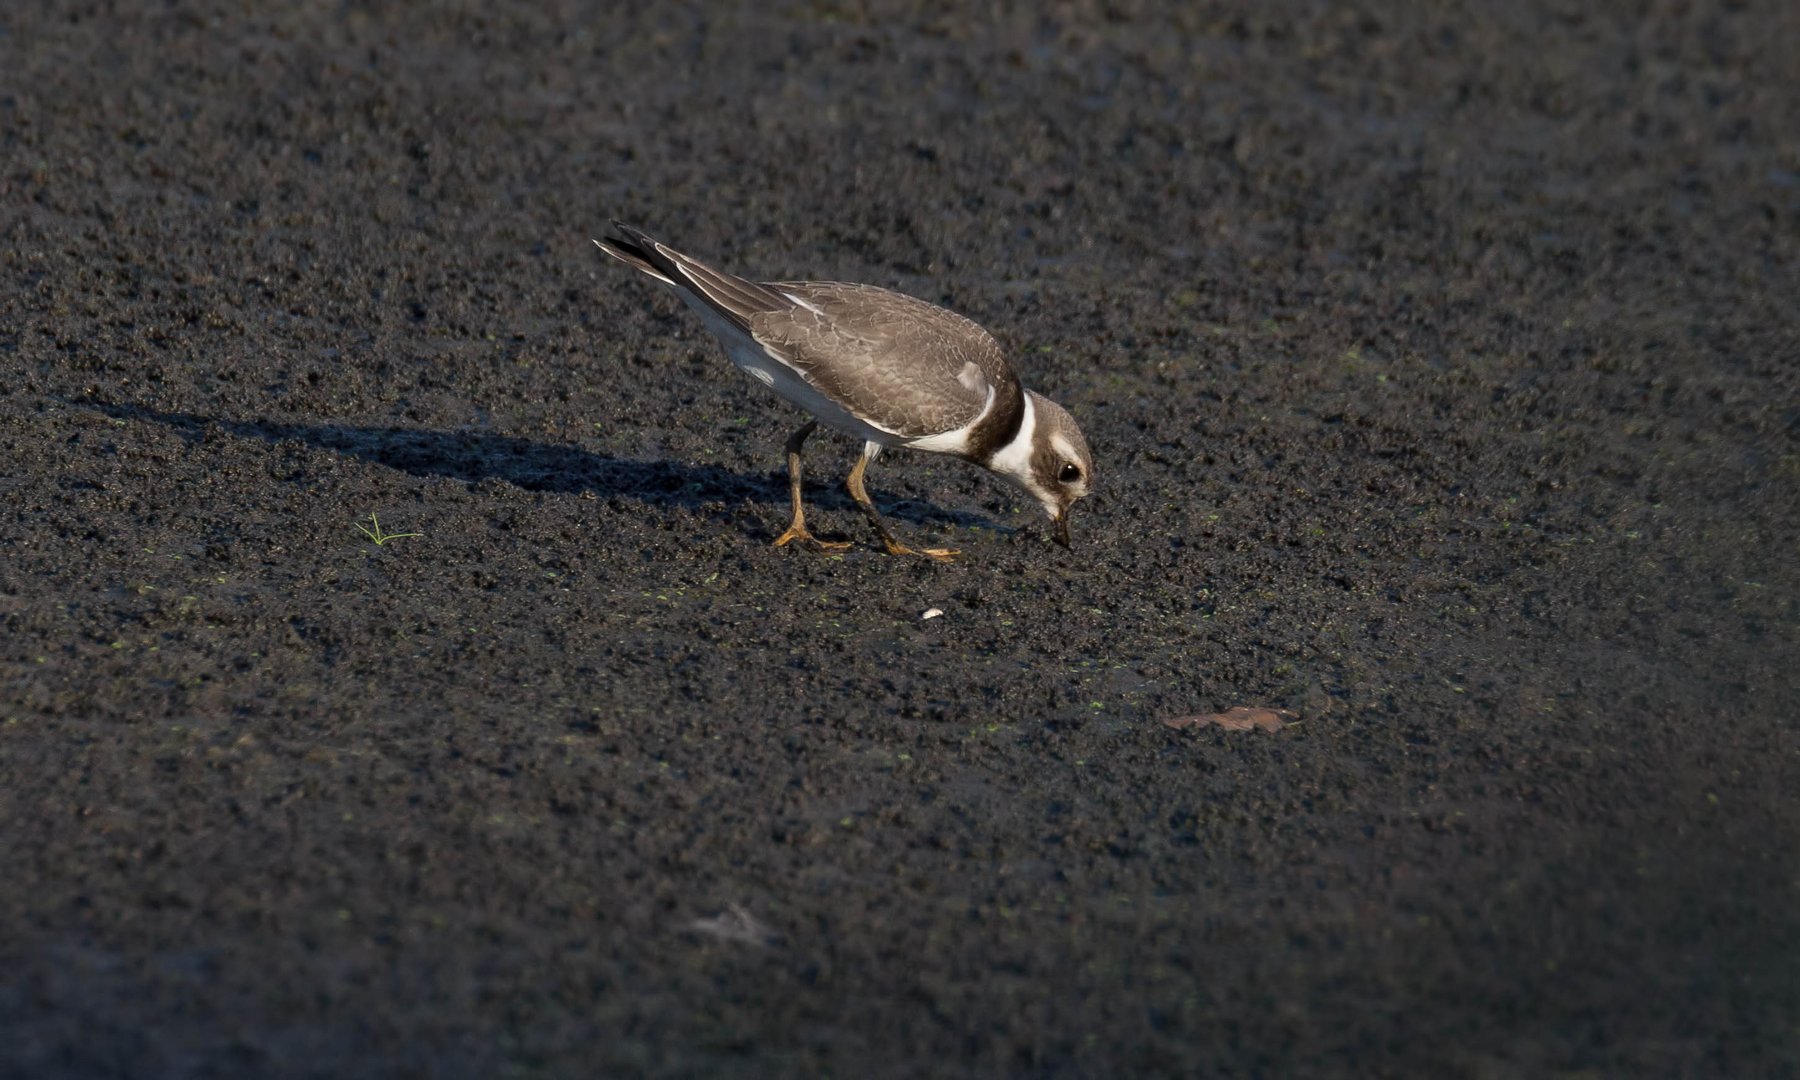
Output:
[1163, 706, 1297, 733]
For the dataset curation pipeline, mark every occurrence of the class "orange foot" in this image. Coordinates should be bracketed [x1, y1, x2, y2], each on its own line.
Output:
[773, 524, 852, 552]
[884, 543, 959, 562]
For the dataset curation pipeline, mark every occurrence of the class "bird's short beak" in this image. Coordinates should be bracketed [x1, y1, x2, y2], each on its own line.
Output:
[1052, 511, 1071, 548]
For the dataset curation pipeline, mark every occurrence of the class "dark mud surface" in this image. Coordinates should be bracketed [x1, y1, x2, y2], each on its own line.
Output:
[3, 4, 1798, 1076]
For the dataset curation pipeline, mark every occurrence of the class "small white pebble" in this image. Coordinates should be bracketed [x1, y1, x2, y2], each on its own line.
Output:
[921, 608, 943, 620]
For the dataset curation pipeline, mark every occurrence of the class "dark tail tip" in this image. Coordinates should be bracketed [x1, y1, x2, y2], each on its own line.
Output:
[595, 221, 678, 285]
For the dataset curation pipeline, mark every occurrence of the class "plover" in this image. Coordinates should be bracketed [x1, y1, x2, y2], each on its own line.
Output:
[595, 223, 1094, 560]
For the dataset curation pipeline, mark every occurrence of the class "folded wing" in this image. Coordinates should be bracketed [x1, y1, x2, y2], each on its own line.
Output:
[598, 224, 1015, 441]
[750, 282, 1015, 439]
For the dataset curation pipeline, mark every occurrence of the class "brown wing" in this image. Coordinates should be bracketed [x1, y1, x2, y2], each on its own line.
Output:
[598, 224, 1019, 438]
[750, 282, 1018, 439]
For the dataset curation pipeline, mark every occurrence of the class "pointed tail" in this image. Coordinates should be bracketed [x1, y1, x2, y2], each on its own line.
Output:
[593, 221, 789, 334]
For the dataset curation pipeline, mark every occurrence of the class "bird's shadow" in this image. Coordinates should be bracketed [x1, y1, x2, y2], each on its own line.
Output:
[83, 400, 1011, 535]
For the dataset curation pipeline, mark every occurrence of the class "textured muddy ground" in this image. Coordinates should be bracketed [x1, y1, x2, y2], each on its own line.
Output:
[3, 3, 1797, 1076]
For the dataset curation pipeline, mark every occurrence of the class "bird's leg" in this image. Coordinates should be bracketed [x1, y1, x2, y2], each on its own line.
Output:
[772, 420, 851, 552]
[845, 444, 959, 561]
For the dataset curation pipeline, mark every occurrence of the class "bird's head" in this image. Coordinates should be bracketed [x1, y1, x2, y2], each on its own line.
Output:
[990, 390, 1093, 547]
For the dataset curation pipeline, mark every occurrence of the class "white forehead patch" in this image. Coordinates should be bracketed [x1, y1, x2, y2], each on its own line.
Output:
[956, 361, 987, 395]
[1050, 434, 1080, 464]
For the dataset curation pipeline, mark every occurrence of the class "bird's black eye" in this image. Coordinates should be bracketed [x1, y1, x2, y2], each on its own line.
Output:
[1059, 463, 1082, 484]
